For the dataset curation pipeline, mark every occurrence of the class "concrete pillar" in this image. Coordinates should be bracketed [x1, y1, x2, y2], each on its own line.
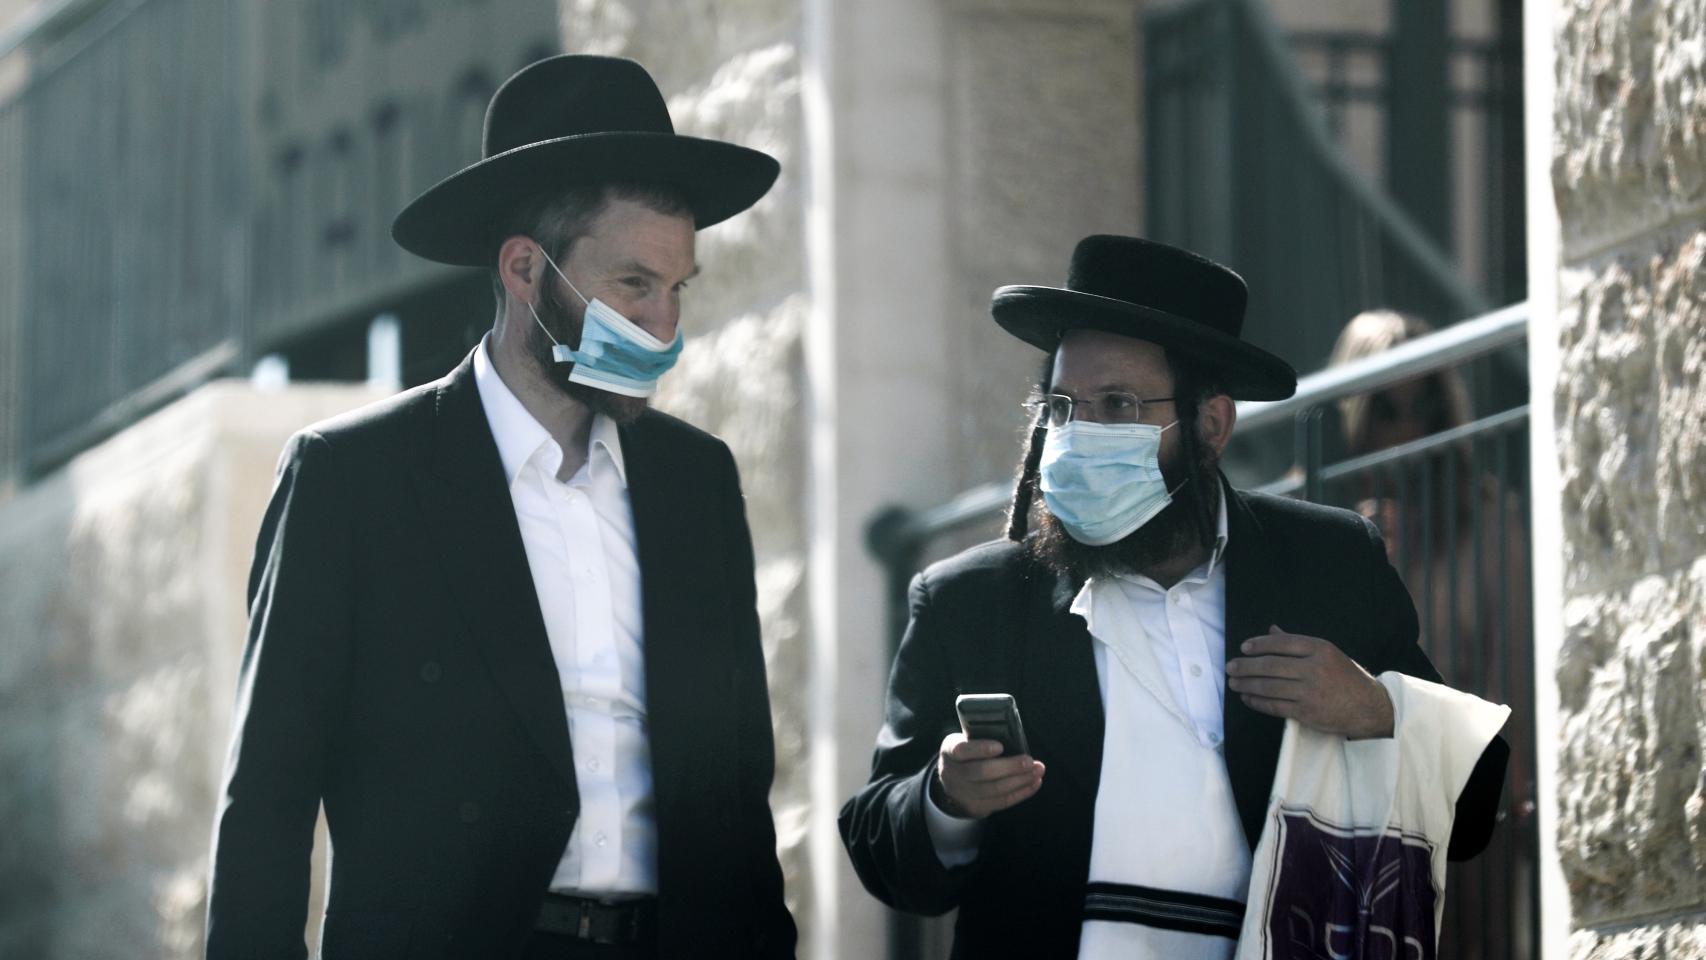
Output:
[802, 2, 1143, 956]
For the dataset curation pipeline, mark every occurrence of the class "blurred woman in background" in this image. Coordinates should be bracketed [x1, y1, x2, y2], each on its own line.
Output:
[1328, 308, 1535, 960]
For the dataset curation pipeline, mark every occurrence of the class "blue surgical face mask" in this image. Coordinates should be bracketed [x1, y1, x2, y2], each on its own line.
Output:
[527, 243, 684, 398]
[1039, 419, 1185, 546]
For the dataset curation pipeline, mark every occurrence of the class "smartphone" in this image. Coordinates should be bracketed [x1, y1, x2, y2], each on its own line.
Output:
[955, 693, 1030, 758]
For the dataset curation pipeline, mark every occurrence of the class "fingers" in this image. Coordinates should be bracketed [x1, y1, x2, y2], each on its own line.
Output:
[936, 732, 1046, 819]
[945, 736, 1007, 762]
[1225, 655, 1309, 681]
[1240, 693, 1296, 718]
[991, 770, 1044, 811]
[1227, 675, 1304, 700]
[1240, 628, 1322, 658]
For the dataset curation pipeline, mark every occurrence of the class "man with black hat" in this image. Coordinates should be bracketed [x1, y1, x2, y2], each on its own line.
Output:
[839, 236, 1507, 958]
[208, 56, 794, 959]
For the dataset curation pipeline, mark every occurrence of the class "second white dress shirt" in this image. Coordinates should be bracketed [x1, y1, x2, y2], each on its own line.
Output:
[474, 338, 657, 897]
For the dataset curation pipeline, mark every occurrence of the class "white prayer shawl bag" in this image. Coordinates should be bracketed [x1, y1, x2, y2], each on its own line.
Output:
[1234, 672, 1509, 960]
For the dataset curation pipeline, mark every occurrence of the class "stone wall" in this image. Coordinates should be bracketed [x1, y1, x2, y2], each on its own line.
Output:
[1548, 0, 1706, 953]
[0, 383, 384, 958]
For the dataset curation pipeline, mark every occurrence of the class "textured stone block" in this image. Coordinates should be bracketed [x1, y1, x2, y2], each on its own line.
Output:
[1555, 567, 1706, 925]
[1554, 0, 1706, 255]
[1556, 230, 1706, 593]
[671, 42, 806, 326]
[1569, 914, 1706, 959]
[654, 294, 806, 553]
[554, 0, 797, 102]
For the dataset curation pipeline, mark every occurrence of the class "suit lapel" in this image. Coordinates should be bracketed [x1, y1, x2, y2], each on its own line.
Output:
[1220, 480, 1287, 847]
[615, 415, 705, 834]
[1018, 569, 1105, 802]
[411, 352, 578, 791]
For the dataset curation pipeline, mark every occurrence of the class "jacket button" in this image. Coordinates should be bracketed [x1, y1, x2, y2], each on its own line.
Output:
[420, 661, 442, 683]
[458, 801, 481, 824]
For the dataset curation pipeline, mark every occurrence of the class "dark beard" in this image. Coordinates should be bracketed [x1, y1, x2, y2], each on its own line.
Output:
[526, 278, 650, 425]
[1028, 431, 1222, 581]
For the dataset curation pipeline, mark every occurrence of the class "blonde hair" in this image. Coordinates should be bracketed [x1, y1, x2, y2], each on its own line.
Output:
[1329, 310, 1473, 455]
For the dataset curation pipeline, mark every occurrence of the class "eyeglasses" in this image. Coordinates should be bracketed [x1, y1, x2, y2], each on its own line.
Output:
[1026, 392, 1176, 427]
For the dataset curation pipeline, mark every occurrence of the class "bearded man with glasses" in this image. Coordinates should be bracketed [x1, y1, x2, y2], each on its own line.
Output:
[840, 236, 1510, 959]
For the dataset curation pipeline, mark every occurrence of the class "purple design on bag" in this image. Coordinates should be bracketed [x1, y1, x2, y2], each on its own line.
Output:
[1258, 808, 1437, 960]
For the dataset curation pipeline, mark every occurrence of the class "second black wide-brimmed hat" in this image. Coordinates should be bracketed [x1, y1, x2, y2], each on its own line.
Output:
[992, 235, 1297, 400]
[393, 55, 780, 267]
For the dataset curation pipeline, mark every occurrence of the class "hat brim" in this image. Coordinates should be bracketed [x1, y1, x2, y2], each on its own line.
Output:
[992, 285, 1298, 401]
[392, 131, 780, 266]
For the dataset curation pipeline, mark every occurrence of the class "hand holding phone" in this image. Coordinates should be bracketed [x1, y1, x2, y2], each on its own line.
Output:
[933, 693, 1044, 819]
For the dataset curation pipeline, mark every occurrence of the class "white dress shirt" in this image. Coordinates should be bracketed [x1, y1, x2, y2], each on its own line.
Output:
[474, 338, 657, 897]
[925, 491, 1233, 868]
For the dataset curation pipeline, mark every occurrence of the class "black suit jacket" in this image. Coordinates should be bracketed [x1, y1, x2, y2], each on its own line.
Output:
[207, 352, 795, 959]
[839, 482, 1507, 959]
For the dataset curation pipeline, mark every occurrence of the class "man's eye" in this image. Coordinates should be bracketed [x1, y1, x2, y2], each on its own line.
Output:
[1103, 394, 1136, 410]
[622, 277, 649, 290]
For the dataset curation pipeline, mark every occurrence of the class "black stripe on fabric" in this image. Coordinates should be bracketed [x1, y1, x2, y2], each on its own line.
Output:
[1082, 882, 1246, 940]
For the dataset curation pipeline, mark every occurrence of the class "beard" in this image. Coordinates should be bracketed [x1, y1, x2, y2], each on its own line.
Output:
[1028, 426, 1222, 581]
[525, 278, 650, 425]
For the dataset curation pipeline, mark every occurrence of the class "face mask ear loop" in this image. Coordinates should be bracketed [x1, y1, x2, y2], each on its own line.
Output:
[526, 300, 564, 350]
[526, 241, 582, 359]
[535, 241, 591, 306]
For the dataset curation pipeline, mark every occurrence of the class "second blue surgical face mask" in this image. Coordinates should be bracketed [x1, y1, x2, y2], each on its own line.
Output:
[1039, 419, 1183, 546]
[527, 243, 685, 398]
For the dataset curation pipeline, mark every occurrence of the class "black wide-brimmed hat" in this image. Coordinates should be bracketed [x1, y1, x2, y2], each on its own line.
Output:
[992, 235, 1297, 400]
[392, 55, 780, 267]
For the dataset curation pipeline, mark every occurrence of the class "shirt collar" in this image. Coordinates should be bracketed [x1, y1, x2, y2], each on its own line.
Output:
[1069, 485, 1232, 618]
[473, 335, 628, 488]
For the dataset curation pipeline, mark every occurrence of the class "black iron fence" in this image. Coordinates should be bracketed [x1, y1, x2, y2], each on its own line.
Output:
[2, 0, 249, 476]
[1286, 27, 1526, 309]
[0, 0, 556, 481]
[1144, 0, 1496, 389]
[866, 304, 1536, 960]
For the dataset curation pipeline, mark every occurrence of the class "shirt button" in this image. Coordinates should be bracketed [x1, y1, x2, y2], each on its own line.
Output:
[1170, 593, 1183, 604]
[587, 758, 601, 772]
[458, 801, 481, 823]
[1209, 732, 1222, 745]
[419, 661, 442, 683]
[1190, 664, 1203, 678]
[595, 831, 608, 848]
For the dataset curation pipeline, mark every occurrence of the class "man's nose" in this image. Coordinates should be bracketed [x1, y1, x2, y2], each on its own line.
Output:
[632, 298, 680, 343]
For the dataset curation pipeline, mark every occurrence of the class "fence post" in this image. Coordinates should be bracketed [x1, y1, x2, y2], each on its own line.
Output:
[1295, 406, 1326, 502]
[864, 504, 926, 960]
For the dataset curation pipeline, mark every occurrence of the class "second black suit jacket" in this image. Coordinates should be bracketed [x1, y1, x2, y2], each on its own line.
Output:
[207, 351, 795, 959]
[839, 482, 1506, 959]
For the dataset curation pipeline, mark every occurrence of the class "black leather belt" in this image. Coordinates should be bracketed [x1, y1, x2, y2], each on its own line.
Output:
[535, 892, 656, 944]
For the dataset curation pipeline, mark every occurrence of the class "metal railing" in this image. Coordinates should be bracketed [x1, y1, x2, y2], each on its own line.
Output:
[1286, 28, 1526, 307]
[867, 302, 1536, 960]
[1144, 0, 1493, 393]
[1, 0, 249, 477]
[0, 0, 558, 481]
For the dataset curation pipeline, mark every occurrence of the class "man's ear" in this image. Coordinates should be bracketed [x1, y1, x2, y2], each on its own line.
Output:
[496, 235, 542, 305]
[1196, 392, 1237, 456]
